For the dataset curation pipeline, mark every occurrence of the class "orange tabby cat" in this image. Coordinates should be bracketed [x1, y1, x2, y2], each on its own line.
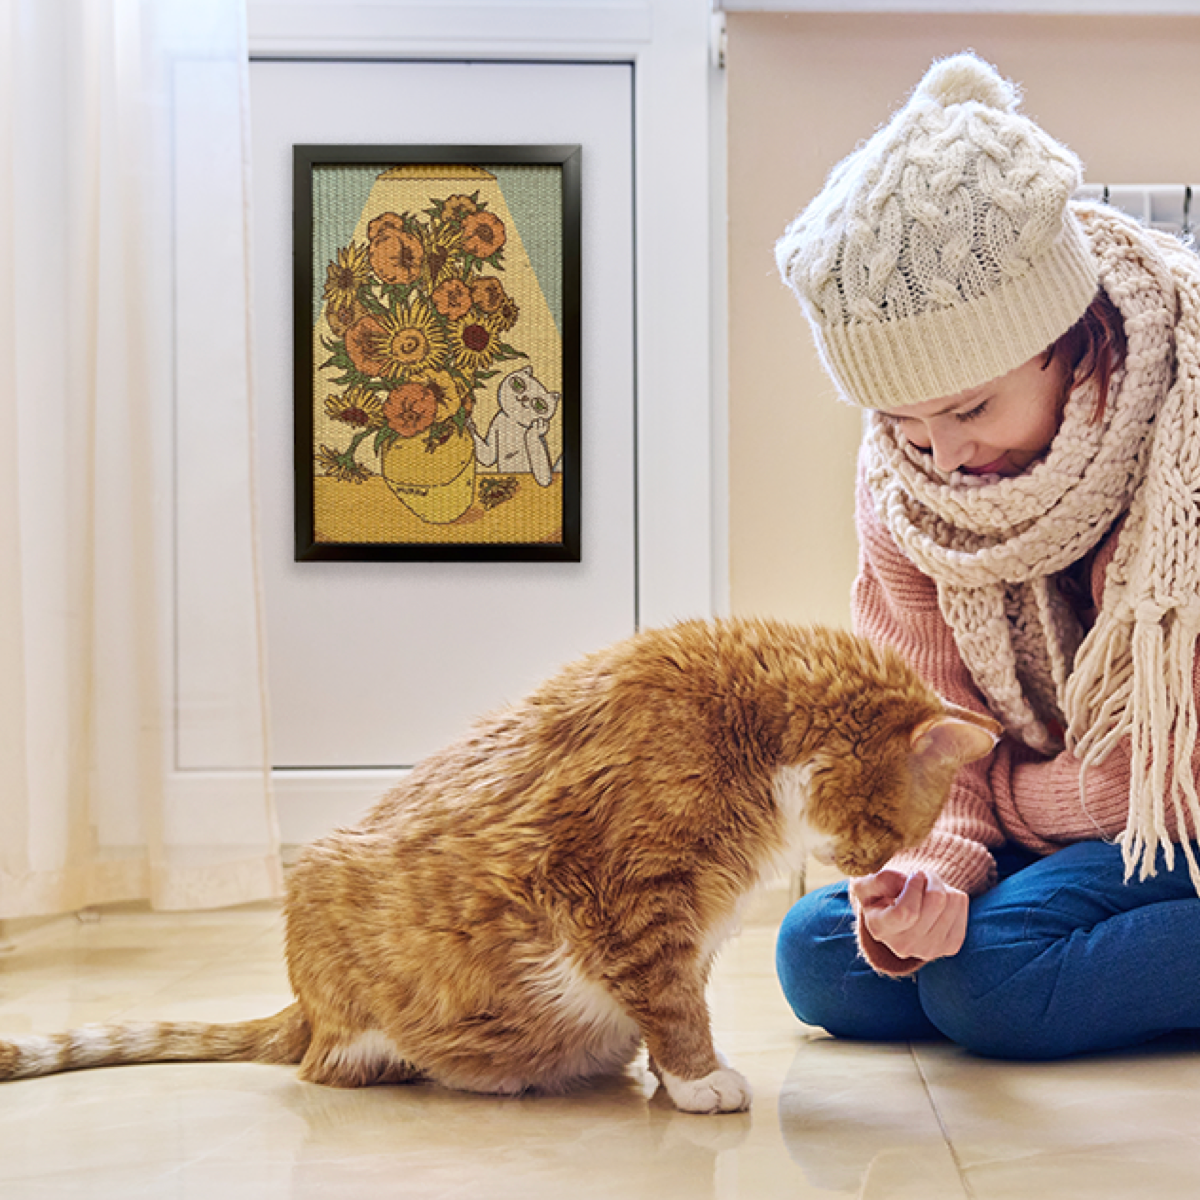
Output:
[0, 618, 998, 1112]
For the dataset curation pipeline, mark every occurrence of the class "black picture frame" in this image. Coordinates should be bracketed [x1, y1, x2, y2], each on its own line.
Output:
[293, 144, 581, 561]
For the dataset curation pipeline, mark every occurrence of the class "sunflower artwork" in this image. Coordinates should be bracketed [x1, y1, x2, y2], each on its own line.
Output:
[294, 146, 580, 561]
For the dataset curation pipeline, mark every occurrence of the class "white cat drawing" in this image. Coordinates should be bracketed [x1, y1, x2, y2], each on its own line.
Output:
[471, 365, 561, 487]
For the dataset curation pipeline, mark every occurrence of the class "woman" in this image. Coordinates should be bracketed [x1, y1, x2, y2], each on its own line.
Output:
[773, 52, 1200, 1059]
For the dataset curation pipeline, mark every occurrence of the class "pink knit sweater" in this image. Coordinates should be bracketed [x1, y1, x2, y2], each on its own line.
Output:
[852, 460, 1147, 975]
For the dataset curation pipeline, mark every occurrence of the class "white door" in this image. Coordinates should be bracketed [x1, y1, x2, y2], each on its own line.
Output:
[247, 61, 637, 779]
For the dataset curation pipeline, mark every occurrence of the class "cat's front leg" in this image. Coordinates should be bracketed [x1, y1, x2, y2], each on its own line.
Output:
[619, 977, 752, 1113]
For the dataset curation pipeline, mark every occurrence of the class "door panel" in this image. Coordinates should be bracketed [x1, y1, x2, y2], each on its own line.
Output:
[245, 60, 636, 767]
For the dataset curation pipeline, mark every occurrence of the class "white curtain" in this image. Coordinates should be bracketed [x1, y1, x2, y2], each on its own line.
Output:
[0, 0, 282, 917]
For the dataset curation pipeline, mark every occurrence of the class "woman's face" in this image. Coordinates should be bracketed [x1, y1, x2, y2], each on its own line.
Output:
[885, 352, 1071, 477]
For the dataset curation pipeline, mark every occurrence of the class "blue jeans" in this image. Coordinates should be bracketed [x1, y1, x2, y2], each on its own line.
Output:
[776, 841, 1200, 1059]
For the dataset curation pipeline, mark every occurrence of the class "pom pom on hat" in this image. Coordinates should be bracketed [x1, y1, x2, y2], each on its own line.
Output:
[775, 52, 1098, 411]
[914, 52, 1020, 112]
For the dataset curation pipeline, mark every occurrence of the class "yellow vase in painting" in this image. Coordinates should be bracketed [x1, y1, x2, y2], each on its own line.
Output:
[380, 426, 476, 524]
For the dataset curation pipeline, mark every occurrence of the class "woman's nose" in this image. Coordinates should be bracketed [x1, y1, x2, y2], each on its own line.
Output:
[927, 426, 976, 473]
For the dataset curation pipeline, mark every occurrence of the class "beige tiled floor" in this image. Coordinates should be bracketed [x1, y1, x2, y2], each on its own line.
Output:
[2, 894, 1200, 1199]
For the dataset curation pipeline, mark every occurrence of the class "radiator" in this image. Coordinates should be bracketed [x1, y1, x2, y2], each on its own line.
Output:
[1075, 183, 1197, 247]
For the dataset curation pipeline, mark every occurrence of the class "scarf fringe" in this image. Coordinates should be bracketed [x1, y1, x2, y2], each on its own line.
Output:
[1078, 610, 1200, 890]
[1066, 617, 1134, 763]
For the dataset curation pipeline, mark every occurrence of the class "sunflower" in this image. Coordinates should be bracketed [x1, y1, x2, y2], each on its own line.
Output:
[380, 299, 447, 380]
[471, 277, 519, 333]
[324, 384, 385, 431]
[432, 278, 472, 321]
[367, 212, 405, 242]
[492, 295, 519, 333]
[370, 227, 425, 286]
[344, 316, 390, 377]
[450, 317, 502, 375]
[383, 381, 439, 438]
[323, 241, 370, 311]
[317, 444, 371, 483]
[415, 367, 467, 418]
[461, 210, 506, 259]
[479, 476, 520, 510]
[470, 277, 506, 314]
[423, 220, 462, 289]
[345, 300, 447, 382]
[442, 194, 478, 221]
[326, 298, 366, 338]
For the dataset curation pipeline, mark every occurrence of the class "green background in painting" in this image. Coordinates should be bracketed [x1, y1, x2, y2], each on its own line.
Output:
[311, 162, 563, 334]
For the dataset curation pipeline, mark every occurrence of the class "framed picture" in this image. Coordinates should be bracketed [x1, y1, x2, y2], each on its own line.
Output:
[293, 144, 581, 561]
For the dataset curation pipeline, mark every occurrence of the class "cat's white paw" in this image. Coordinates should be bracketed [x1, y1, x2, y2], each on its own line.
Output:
[661, 1066, 753, 1113]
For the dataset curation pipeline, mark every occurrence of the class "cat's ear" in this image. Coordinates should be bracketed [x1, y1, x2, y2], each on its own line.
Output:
[910, 714, 999, 769]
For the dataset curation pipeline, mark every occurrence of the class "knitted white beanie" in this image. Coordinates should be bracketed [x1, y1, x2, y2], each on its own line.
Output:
[776, 52, 1100, 411]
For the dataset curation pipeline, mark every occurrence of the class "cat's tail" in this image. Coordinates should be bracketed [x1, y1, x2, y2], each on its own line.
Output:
[0, 1003, 311, 1081]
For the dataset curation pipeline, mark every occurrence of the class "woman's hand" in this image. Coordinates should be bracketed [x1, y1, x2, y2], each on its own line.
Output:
[848, 869, 969, 964]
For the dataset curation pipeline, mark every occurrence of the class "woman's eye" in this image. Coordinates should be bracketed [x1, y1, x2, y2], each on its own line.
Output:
[955, 400, 989, 423]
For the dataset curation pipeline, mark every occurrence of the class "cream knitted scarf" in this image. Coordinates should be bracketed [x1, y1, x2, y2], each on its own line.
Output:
[864, 203, 1200, 887]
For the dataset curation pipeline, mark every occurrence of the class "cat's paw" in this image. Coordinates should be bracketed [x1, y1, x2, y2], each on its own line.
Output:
[660, 1066, 753, 1113]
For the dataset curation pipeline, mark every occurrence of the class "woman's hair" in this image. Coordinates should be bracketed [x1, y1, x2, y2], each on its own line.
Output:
[1044, 289, 1127, 419]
